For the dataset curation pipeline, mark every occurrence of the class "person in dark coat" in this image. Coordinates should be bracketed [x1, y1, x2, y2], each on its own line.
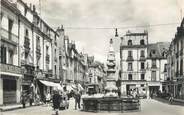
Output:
[53, 91, 61, 109]
[53, 90, 61, 113]
[21, 92, 26, 108]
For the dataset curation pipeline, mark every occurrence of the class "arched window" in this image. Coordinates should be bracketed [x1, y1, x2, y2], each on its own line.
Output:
[140, 39, 145, 45]
[128, 40, 132, 46]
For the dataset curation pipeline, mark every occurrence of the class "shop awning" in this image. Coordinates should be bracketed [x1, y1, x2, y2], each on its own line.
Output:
[39, 80, 63, 91]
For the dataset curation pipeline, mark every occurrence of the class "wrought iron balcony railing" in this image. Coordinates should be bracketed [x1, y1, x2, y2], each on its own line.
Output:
[126, 56, 134, 61]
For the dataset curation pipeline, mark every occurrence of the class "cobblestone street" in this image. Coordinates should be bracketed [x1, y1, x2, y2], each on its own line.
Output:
[1, 99, 184, 115]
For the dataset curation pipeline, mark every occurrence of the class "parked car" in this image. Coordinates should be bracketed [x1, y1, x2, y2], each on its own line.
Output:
[59, 93, 69, 110]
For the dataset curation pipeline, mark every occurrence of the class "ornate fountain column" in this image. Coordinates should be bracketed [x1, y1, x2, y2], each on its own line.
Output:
[105, 38, 118, 94]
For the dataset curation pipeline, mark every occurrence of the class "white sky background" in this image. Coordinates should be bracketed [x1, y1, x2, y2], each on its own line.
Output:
[24, 0, 184, 63]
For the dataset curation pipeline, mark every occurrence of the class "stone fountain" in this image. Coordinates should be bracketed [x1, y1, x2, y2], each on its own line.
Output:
[104, 38, 118, 97]
[82, 38, 140, 112]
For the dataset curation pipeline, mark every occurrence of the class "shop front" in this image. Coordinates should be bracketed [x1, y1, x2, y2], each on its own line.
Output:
[0, 63, 22, 105]
[21, 64, 35, 94]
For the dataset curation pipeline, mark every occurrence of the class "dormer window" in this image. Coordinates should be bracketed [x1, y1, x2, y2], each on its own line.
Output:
[140, 39, 145, 45]
[128, 40, 132, 46]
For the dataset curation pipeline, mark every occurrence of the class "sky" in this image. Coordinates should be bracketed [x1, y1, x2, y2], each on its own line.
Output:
[24, 0, 184, 63]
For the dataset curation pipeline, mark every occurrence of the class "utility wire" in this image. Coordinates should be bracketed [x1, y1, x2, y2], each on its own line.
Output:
[60, 22, 180, 30]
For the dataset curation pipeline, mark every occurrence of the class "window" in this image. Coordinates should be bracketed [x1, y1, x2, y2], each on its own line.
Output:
[181, 40, 183, 53]
[164, 64, 167, 72]
[128, 51, 132, 57]
[177, 60, 179, 75]
[141, 84, 144, 87]
[8, 18, 13, 39]
[0, 46, 6, 64]
[46, 46, 49, 54]
[128, 74, 132, 80]
[128, 40, 132, 46]
[36, 36, 40, 46]
[25, 28, 29, 37]
[151, 71, 156, 81]
[140, 50, 145, 57]
[55, 65, 57, 75]
[55, 49, 57, 56]
[128, 63, 133, 71]
[141, 74, 145, 80]
[152, 59, 156, 68]
[141, 62, 145, 69]
[180, 59, 183, 75]
[89, 78, 92, 83]
[140, 39, 145, 45]
[8, 50, 13, 64]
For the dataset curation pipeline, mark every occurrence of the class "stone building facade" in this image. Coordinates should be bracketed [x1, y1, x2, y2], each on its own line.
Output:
[120, 30, 169, 97]
[166, 18, 184, 100]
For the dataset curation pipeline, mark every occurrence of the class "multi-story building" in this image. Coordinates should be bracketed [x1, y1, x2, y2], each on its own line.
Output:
[64, 38, 88, 89]
[120, 30, 148, 95]
[88, 56, 106, 92]
[0, 0, 64, 105]
[119, 30, 170, 97]
[0, 0, 22, 105]
[166, 18, 184, 99]
[147, 42, 169, 96]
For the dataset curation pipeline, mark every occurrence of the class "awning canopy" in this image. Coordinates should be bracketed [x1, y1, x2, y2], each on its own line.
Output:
[39, 80, 63, 91]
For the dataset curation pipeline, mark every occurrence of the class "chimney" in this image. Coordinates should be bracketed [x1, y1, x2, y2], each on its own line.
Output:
[33, 5, 36, 12]
[29, 3, 32, 10]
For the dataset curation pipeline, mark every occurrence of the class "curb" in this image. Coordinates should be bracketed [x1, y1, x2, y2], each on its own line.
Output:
[0, 103, 43, 112]
[154, 97, 184, 106]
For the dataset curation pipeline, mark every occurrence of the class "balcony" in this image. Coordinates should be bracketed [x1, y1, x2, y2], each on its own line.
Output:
[140, 68, 146, 72]
[24, 36, 30, 53]
[46, 54, 50, 63]
[0, 63, 21, 75]
[139, 56, 146, 61]
[127, 69, 133, 71]
[151, 65, 157, 69]
[1, 27, 18, 45]
[126, 56, 134, 61]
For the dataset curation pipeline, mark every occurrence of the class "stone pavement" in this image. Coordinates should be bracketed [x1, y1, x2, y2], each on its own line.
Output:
[1, 98, 184, 115]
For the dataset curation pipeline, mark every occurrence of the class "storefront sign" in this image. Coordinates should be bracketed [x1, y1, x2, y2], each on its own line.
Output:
[0, 63, 21, 74]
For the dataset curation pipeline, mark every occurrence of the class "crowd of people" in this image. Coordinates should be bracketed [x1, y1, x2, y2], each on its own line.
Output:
[20, 85, 83, 115]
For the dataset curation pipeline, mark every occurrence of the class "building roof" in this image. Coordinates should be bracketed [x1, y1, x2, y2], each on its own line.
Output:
[147, 42, 170, 59]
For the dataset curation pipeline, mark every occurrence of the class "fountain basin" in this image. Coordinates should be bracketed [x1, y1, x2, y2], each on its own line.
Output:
[82, 97, 140, 112]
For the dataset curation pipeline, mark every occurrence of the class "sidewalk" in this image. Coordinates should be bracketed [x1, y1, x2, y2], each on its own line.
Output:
[0, 103, 42, 112]
[153, 96, 184, 106]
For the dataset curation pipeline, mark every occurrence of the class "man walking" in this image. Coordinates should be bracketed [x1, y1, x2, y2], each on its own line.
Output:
[74, 90, 81, 110]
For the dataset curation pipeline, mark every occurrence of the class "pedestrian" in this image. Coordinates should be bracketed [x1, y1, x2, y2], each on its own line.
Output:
[52, 89, 61, 115]
[169, 93, 174, 104]
[29, 93, 33, 106]
[21, 92, 26, 108]
[46, 92, 51, 106]
[74, 90, 81, 110]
